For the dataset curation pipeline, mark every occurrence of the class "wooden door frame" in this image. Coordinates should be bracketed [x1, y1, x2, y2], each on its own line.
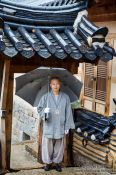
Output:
[0, 58, 78, 171]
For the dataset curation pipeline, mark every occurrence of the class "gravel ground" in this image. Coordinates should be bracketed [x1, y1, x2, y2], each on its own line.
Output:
[6, 167, 114, 175]
[9, 142, 116, 175]
[10, 142, 42, 170]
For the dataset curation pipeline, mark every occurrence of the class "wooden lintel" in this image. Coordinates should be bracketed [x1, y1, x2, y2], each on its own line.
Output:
[88, 0, 116, 22]
[10, 58, 79, 74]
[10, 65, 40, 74]
[88, 13, 116, 22]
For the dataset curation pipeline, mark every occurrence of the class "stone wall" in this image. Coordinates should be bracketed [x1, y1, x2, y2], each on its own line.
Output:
[12, 95, 40, 144]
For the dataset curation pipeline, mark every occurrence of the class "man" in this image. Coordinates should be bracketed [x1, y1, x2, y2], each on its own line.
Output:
[37, 77, 75, 172]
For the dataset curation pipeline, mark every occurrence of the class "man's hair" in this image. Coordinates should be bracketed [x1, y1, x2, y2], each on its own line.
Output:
[50, 76, 61, 83]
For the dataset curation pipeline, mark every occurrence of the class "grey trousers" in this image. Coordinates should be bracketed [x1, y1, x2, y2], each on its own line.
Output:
[42, 135, 64, 164]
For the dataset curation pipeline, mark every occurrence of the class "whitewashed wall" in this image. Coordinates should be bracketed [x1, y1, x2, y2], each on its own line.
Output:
[12, 95, 40, 144]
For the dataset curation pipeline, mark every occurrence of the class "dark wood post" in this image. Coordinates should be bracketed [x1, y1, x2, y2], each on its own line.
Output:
[0, 60, 4, 170]
[37, 121, 43, 164]
[0, 59, 14, 170]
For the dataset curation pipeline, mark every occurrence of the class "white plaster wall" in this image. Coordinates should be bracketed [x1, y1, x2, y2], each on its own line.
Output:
[12, 95, 40, 144]
[95, 21, 116, 34]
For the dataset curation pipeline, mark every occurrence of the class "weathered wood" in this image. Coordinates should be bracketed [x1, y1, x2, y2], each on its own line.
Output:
[73, 147, 106, 165]
[88, 0, 116, 22]
[63, 135, 68, 166]
[105, 56, 112, 115]
[73, 133, 109, 152]
[73, 138, 107, 158]
[83, 96, 106, 105]
[107, 129, 116, 170]
[73, 144, 106, 162]
[5, 72, 14, 169]
[0, 60, 4, 170]
[10, 56, 79, 74]
[0, 60, 10, 170]
[0, 59, 14, 170]
[0, 60, 4, 100]
[92, 64, 97, 111]
[37, 121, 43, 164]
[0, 60, 10, 109]
[0, 141, 2, 169]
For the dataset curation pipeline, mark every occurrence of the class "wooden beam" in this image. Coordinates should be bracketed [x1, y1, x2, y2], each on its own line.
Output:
[89, 13, 116, 22]
[92, 64, 97, 111]
[0, 60, 4, 99]
[0, 140, 1, 169]
[0, 60, 10, 109]
[0, 60, 10, 170]
[88, 0, 116, 22]
[105, 60, 112, 116]
[10, 57, 79, 74]
[0, 59, 14, 170]
[10, 65, 39, 74]
[0, 61, 4, 170]
[63, 135, 68, 166]
[5, 72, 14, 169]
[37, 121, 43, 164]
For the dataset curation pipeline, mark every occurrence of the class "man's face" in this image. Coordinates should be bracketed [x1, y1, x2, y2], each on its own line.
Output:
[50, 79, 61, 93]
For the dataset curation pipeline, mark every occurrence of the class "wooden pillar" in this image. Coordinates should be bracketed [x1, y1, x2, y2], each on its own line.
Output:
[0, 59, 14, 170]
[37, 121, 43, 164]
[0, 60, 4, 170]
[63, 135, 68, 166]
[92, 64, 97, 111]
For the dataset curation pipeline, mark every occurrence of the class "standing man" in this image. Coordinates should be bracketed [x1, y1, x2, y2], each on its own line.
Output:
[37, 77, 75, 172]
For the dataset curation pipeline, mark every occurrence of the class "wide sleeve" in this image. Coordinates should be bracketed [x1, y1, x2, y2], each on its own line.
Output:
[65, 95, 75, 130]
[37, 95, 46, 120]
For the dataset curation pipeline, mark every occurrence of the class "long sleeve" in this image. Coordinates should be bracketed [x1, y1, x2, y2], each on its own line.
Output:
[65, 95, 75, 130]
[37, 94, 46, 120]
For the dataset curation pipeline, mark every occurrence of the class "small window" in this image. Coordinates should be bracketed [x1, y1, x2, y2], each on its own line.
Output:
[23, 132, 30, 141]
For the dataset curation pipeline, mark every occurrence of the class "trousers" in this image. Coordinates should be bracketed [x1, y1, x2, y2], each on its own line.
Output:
[42, 135, 64, 164]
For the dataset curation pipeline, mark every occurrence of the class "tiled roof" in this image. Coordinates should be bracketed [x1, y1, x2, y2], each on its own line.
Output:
[74, 108, 116, 144]
[0, 0, 115, 61]
[0, 25, 98, 59]
[0, 21, 115, 61]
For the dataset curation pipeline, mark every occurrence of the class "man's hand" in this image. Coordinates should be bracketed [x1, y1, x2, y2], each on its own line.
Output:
[65, 130, 69, 135]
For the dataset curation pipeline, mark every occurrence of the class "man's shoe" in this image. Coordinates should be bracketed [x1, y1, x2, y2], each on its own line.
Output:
[55, 164, 62, 172]
[44, 164, 51, 171]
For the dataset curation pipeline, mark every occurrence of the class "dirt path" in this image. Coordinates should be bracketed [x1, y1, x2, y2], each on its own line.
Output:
[6, 167, 114, 175]
[10, 143, 42, 170]
[10, 142, 115, 175]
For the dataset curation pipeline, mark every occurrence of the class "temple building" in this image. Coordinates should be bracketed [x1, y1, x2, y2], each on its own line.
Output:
[0, 0, 116, 174]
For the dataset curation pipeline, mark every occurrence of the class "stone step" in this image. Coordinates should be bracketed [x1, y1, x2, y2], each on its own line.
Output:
[6, 167, 113, 175]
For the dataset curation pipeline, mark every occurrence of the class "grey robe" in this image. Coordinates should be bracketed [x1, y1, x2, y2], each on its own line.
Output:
[37, 90, 75, 139]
